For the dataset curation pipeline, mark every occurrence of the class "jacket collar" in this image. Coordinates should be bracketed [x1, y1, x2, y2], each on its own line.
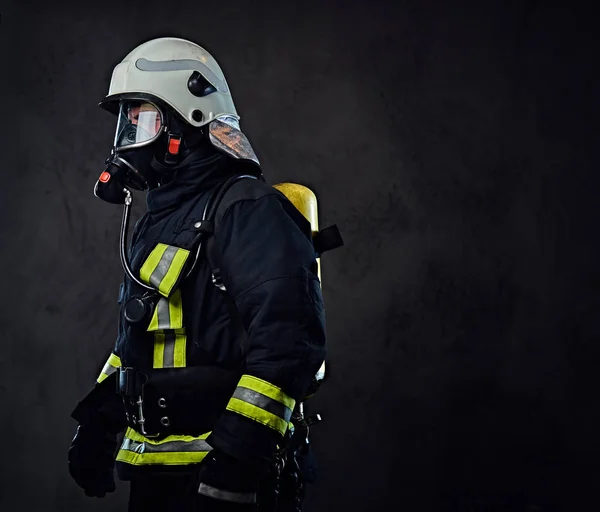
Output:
[145, 150, 239, 213]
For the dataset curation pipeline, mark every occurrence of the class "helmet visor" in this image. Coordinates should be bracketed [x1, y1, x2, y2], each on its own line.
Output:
[114, 100, 163, 149]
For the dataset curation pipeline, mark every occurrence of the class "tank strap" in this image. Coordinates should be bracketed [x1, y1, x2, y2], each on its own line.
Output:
[312, 224, 344, 257]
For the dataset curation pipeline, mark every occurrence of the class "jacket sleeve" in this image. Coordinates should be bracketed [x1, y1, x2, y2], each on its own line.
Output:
[95, 344, 122, 385]
[206, 191, 327, 465]
[71, 341, 126, 434]
[95, 280, 125, 384]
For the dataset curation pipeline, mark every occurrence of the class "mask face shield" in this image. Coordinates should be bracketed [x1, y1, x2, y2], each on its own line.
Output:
[114, 100, 164, 150]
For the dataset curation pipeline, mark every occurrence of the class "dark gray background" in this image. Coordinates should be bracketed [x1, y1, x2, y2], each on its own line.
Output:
[1, 0, 598, 510]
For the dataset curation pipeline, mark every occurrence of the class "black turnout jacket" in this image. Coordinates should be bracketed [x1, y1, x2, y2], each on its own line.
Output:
[74, 150, 326, 479]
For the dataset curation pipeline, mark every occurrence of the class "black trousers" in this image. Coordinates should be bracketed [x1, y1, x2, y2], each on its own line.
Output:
[128, 474, 259, 512]
[126, 444, 311, 512]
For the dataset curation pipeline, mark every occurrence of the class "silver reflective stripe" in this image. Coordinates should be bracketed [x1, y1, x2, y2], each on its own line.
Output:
[156, 297, 171, 330]
[121, 437, 212, 454]
[101, 361, 118, 378]
[232, 387, 293, 423]
[135, 58, 229, 93]
[197, 483, 257, 504]
[149, 245, 178, 289]
[163, 331, 176, 368]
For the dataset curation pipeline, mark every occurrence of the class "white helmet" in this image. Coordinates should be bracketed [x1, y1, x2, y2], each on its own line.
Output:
[99, 37, 260, 168]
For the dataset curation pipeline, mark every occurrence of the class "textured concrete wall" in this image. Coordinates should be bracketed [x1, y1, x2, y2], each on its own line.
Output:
[0, 1, 597, 510]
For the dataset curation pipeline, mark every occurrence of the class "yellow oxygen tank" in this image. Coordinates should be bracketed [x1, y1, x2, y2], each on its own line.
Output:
[273, 182, 321, 283]
[273, 182, 326, 397]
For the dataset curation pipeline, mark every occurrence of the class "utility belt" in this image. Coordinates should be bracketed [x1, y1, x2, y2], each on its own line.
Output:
[116, 365, 240, 439]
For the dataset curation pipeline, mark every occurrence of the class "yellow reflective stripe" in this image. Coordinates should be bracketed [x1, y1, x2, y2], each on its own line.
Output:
[226, 397, 289, 435]
[227, 376, 295, 434]
[107, 353, 121, 367]
[147, 290, 183, 332]
[139, 243, 190, 297]
[153, 329, 187, 369]
[116, 450, 210, 465]
[159, 249, 189, 297]
[139, 243, 168, 284]
[153, 332, 165, 368]
[173, 331, 186, 367]
[238, 375, 296, 409]
[96, 353, 122, 383]
[147, 306, 159, 331]
[169, 290, 183, 328]
[123, 427, 210, 444]
[116, 428, 211, 466]
[116, 427, 211, 466]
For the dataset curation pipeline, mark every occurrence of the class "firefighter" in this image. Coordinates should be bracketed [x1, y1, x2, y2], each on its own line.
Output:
[67, 37, 337, 511]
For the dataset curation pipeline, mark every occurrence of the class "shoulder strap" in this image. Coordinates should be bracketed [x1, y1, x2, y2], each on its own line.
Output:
[178, 174, 258, 284]
[202, 173, 259, 269]
[202, 174, 260, 357]
[206, 174, 260, 227]
[198, 173, 264, 291]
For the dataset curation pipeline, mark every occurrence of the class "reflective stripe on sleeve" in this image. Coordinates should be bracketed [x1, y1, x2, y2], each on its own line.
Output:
[116, 427, 212, 466]
[96, 353, 121, 383]
[225, 375, 296, 435]
[139, 243, 190, 297]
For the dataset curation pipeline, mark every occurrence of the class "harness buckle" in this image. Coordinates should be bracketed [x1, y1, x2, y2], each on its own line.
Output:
[117, 367, 160, 438]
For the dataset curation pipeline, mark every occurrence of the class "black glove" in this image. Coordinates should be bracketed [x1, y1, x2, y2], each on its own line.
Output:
[196, 449, 262, 508]
[68, 423, 117, 498]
